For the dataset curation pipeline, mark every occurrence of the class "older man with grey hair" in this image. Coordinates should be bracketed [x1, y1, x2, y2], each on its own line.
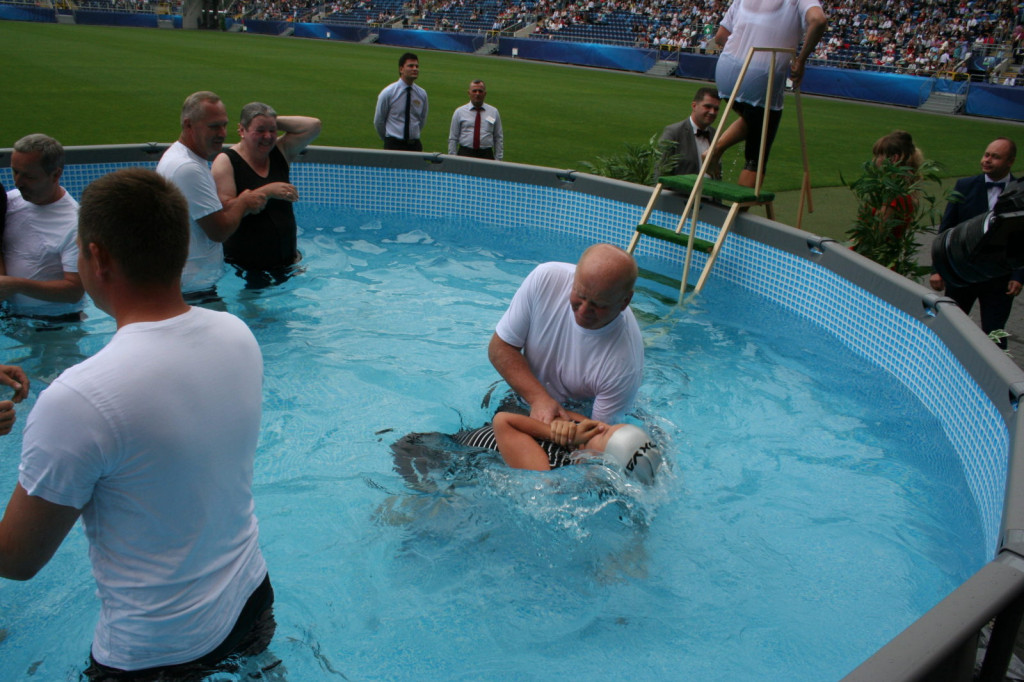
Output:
[157, 91, 267, 298]
[2, 133, 85, 319]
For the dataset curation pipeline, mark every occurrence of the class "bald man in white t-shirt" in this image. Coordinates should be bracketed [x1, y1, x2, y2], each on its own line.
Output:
[488, 243, 644, 424]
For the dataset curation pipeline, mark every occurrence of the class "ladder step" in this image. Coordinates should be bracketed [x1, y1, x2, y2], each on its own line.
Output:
[636, 224, 713, 252]
[657, 174, 775, 204]
[637, 267, 691, 294]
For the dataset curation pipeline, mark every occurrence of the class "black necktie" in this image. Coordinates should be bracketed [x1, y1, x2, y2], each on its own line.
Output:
[695, 127, 712, 141]
[987, 180, 1006, 191]
[403, 87, 412, 141]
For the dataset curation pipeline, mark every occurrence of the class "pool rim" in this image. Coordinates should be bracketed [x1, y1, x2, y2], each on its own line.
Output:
[2, 142, 1023, 681]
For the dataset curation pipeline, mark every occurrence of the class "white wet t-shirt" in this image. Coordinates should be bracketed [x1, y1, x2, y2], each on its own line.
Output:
[156, 141, 225, 293]
[495, 262, 644, 423]
[19, 307, 267, 670]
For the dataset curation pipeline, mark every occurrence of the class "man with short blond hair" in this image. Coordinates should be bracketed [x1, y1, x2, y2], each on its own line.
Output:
[0, 168, 273, 678]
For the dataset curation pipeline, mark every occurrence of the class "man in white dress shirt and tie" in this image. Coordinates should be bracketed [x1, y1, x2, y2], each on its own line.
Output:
[448, 80, 504, 161]
[375, 52, 428, 152]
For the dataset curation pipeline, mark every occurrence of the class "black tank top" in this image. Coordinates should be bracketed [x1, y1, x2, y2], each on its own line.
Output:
[223, 146, 298, 271]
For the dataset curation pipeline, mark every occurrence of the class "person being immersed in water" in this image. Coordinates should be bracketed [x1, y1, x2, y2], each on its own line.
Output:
[391, 413, 663, 488]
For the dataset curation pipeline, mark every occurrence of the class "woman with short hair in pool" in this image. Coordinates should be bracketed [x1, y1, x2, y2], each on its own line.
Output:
[211, 102, 321, 287]
[393, 413, 662, 487]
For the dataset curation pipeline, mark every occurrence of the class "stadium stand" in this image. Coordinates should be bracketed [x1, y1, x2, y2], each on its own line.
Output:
[3, 0, 1022, 81]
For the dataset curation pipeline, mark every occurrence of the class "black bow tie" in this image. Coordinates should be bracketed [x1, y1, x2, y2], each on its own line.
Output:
[987, 180, 1007, 191]
[695, 128, 712, 141]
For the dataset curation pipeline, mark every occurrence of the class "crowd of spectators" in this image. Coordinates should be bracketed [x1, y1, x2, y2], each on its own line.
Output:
[528, 0, 727, 52]
[74, 0, 166, 12]
[26, 0, 1024, 80]
[523, 0, 1022, 78]
[226, 0, 318, 21]
[634, 0, 726, 52]
[319, 0, 398, 24]
[814, 0, 1019, 76]
[411, 0, 471, 30]
[493, 1, 533, 30]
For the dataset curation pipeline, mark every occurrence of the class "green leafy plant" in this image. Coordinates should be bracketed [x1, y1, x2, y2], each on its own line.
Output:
[989, 329, 1012, 355]
[844, 158, 947, 279]
[580, 135, 679, 186]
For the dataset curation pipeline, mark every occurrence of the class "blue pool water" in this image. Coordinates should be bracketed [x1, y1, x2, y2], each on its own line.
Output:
[0, 204, 987, 680]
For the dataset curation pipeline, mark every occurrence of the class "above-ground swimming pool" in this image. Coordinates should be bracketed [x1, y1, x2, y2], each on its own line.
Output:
[1, 146, 1023, 681]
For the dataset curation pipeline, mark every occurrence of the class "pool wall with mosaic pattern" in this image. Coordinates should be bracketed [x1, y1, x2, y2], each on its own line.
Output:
[3, 143, 1024, 681]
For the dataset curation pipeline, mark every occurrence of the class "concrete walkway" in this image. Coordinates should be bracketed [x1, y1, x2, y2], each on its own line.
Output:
[915, 231, 1024, 369]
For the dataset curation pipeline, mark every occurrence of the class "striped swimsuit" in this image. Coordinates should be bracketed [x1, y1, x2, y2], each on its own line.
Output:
[453, 425, 574, 469]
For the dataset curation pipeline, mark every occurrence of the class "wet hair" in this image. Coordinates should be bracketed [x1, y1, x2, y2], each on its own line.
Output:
[872, 130, 923, 171]
[692, 86, 720, 104]
[239, 102, 278, 129]
[12, 133, 65, 174]
[78, 168, 189, 287]
[180, 91, 222, 128]
[399, 52, 418, 68]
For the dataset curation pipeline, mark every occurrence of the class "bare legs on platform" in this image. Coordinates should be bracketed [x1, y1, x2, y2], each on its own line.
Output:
[704, 117, 763, 190]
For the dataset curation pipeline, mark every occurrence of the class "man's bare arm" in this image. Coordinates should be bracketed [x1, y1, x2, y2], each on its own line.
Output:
[0, 484, 80, 581]
[791, 6, 827, 88]
[488, 333, 568, 423]
[0, 271, 83, 304]
[195, 190, 267, 243]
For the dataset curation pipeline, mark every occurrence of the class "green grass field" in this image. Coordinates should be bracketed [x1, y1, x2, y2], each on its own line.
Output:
[2, 20, 1021, 238]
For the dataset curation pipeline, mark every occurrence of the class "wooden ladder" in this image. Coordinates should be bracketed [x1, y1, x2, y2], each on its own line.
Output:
[627, 46, 812, 303]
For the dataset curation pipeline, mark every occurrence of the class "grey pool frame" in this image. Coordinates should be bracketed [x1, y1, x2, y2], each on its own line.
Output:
[3, 143, 1024, 681]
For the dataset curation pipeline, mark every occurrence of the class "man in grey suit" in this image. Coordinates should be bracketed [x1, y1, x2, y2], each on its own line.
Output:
[655, 87, 722, 179]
